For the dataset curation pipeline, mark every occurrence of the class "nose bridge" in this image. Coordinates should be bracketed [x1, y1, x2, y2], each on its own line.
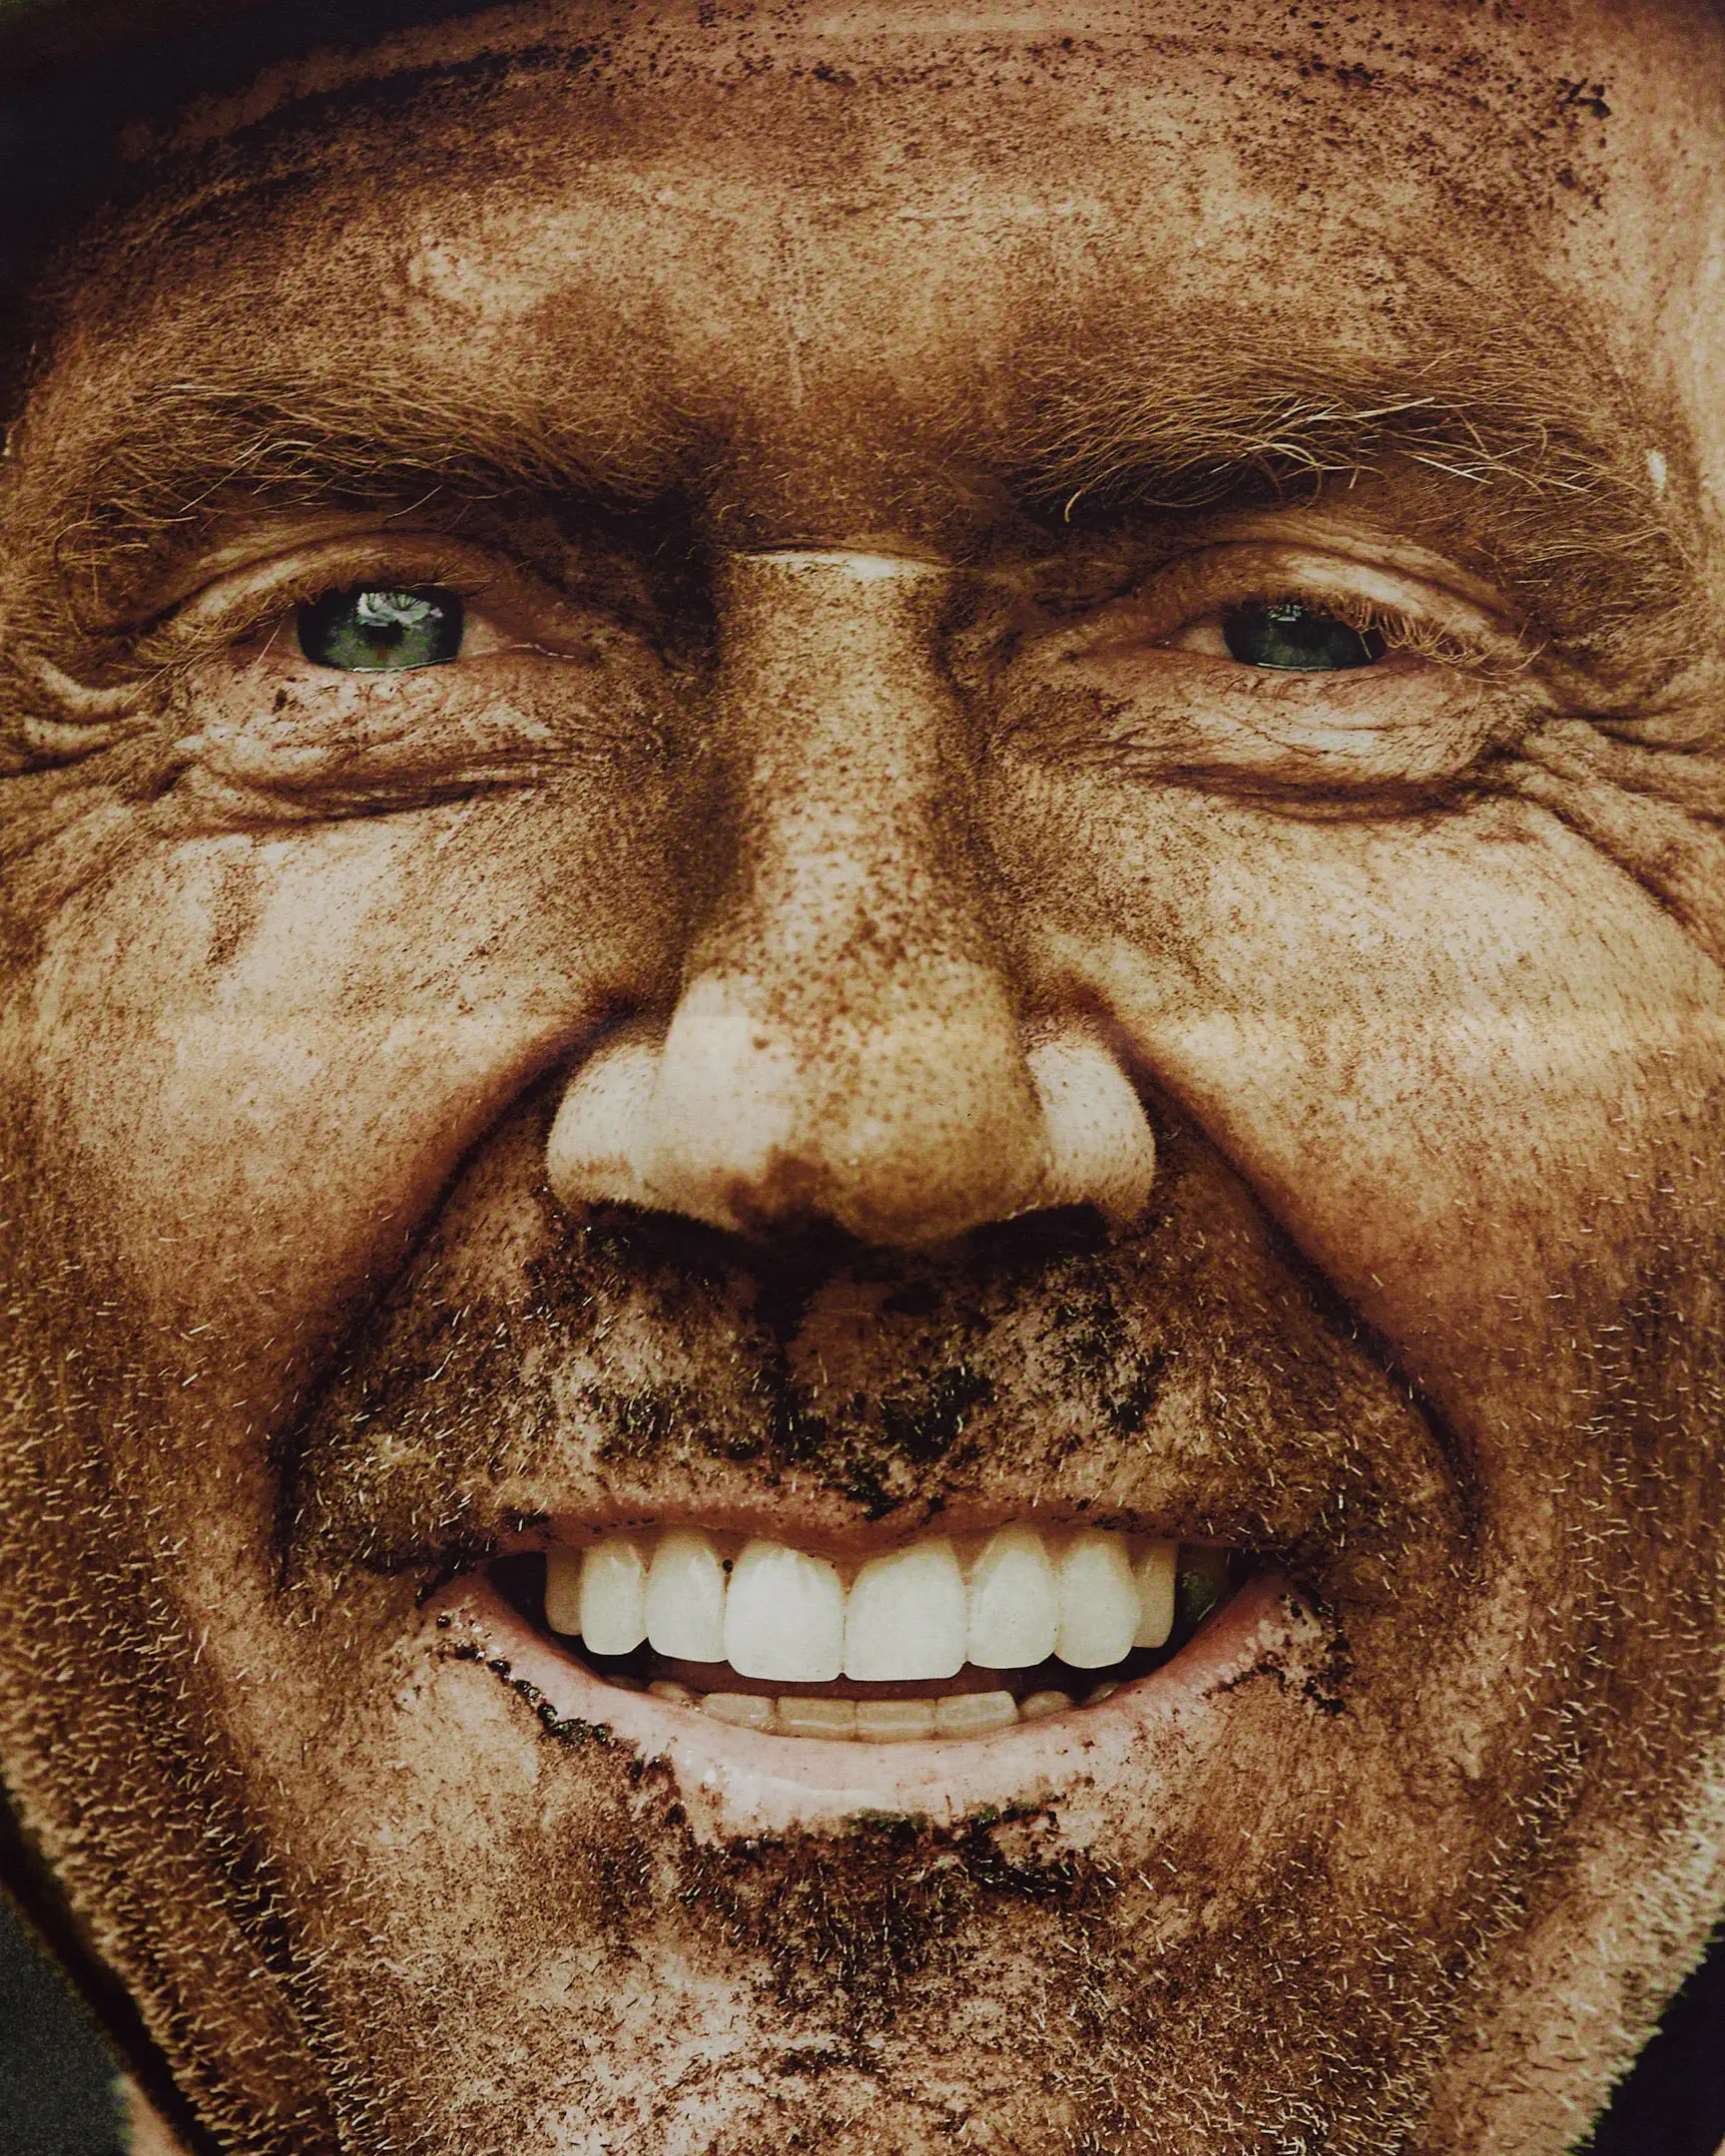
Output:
[646, 547, 1049, 1244]
[706, 550, 993, 1024]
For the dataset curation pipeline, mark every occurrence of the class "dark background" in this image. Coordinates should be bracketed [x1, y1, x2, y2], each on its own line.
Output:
[0, 1900, 124, 2156]
[0, 1891, 1719, 2155]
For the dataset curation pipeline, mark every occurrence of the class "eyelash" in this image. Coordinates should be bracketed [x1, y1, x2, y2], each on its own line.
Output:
[1259, 588, 1485, 665]
[1208, 585, 1464, 665]
[134, 551, 498, 676]
[1153, 557, 1538, 683]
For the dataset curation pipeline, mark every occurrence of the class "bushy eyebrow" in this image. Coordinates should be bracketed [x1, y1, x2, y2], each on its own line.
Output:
[21, 330, 1691, 661]
[28, 367, 691, 616]
[965, 338, 1688, 649]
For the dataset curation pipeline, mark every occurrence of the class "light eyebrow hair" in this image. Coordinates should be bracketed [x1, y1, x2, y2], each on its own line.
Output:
[26, 362, 692, 616]
[967, 332, 1690, 655]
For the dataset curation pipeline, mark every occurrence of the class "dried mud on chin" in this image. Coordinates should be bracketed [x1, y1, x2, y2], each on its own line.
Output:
[295, 1688, 1464, 2156]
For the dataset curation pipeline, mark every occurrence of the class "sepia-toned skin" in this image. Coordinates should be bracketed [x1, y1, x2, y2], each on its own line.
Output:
[1, 0, 1725, 2150]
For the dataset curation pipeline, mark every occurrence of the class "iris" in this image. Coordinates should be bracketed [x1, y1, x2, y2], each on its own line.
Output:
[1222, 599, 1386, 672]
[297, 586, 464, 671]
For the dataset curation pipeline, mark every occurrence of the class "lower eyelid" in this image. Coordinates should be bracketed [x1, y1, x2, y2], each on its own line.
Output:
[1041, 673, 1519, 788]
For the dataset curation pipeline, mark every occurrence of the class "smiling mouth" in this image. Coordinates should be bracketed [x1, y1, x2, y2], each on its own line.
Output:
[491, 1522, 1246, 1742]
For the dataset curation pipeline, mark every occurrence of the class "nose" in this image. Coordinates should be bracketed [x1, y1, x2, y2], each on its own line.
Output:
[546, 549, 1156, 1247]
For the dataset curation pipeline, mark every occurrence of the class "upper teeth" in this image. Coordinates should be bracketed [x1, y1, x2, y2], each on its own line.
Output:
[542, 1524, 1179, 1682]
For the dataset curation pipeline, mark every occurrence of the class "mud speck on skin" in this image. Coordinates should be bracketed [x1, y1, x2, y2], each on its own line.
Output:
[877, 1363, 995, 1467]
[678, 1807, 1121, 2056]
[479, 1645, 1125, 2063]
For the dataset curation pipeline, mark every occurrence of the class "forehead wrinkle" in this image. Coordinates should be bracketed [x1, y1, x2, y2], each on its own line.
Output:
[121, 6, 611, 168]
[120, 0, 1680, 170]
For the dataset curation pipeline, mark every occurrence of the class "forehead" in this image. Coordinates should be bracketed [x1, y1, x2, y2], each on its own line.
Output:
[127, 0, 1717, 234]
[73, 7, 1714, 354]
[26, 0, 1725, 554]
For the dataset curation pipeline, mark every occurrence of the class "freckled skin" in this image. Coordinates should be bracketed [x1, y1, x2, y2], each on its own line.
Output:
[2, 2, 1725, 2152]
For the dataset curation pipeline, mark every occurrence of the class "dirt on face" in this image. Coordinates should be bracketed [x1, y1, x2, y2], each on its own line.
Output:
[1, 5, 1724, 2155]
[287, 1100, 1457, 1614]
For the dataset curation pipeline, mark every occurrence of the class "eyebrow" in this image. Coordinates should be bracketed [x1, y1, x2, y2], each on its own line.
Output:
[969, 334, 1688, 649]
[36, 364, 691, 606]
[28, 330, 1690, 659]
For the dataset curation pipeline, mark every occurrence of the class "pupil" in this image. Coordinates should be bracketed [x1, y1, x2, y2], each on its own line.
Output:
[297, 586, 464, 672]
[1222, 600, 1386, 672]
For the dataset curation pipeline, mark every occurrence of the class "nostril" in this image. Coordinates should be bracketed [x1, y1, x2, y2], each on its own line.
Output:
[1025, 1028, 1158, 1229]
[545, 1023, 664, 1217]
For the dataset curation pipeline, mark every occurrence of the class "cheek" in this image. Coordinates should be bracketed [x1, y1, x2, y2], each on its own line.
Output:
[996, 772, 1725, 1379]
[17, 784, 680, 1338]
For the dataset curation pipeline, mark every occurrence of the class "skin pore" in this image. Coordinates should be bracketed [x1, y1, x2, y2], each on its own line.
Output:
[2, 1, 1725, 2151]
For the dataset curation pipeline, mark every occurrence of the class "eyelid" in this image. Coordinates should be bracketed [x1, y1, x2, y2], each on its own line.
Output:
[1075, 542, 1537, 672]
[137, 534, 545, 663]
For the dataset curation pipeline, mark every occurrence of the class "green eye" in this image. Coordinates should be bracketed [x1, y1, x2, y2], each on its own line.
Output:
[296, 586, 464, 671]
[1222, 600, 1386, 672]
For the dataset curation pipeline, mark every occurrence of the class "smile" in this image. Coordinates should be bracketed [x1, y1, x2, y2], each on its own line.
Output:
[487, 1522, 1247, 1741]
[439, 1553, 1312, 1841]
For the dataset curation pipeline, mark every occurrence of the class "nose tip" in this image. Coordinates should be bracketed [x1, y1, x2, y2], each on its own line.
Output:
[546, 1001, 1156, 1248]
[545, 970, 1048, 1246]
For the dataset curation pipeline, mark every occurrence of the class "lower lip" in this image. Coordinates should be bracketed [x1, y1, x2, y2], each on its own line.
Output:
[429, 1570, 1309, 1838]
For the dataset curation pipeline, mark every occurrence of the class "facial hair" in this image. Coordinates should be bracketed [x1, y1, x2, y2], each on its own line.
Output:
[1, 1090, 1722, 2155]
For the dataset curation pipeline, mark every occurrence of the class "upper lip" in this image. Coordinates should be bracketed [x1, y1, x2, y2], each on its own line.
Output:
[286, 1385, 1463, 1615]
[482, 1501, 1235, 1553]
[276, 1125, 1473, 1611]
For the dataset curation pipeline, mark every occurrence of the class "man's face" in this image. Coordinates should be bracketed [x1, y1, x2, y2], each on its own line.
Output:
[2, 2, 1724, 2150]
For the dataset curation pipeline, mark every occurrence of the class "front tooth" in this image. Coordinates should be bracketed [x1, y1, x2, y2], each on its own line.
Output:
[725, 1540, 846, 1682]
[1133, 1538, 1178, 1649]
[645, 1528, 729, 1661]
[544, 1546, 585, 1635]
[578, 1533, 649, 1654]
[845, 1536, 966, 1681]
[1055, 1530, 1140, 1668]
[966, 1524, 1058, 1668]
[1019, 1689, 1074, 1722]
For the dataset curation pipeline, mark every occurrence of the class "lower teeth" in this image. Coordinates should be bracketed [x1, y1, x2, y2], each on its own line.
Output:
[579, 1660, 1154, 1741]
[643, 1682, 1084, 1741]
